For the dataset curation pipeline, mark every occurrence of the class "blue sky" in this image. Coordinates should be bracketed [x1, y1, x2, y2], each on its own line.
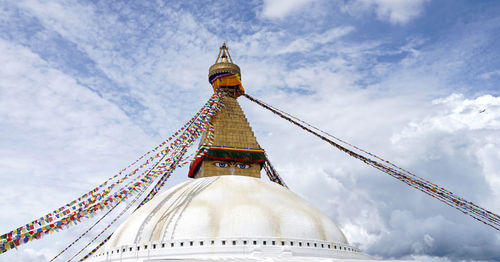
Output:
[1, 0, 500, 261]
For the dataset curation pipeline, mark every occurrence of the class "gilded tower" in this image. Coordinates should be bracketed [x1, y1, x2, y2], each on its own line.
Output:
[187, 43, 265, 179]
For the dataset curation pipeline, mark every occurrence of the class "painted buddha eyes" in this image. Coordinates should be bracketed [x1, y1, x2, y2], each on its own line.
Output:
[236, 164, 250, 169]
[214, 162, 229, 168]
[213, 162, 251, 169]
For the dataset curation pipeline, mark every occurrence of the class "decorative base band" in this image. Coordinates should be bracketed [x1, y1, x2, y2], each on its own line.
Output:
[90, 237, 368, 261]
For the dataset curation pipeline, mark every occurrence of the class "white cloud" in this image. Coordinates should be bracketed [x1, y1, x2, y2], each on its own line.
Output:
[15, 0, 221, 134]
[374, 0, 429, 24]
[342, 0, 429, 25]
[392, 94, 500, 137]
[278, 26, 355, 54]
[391, 93, 500, 209]
[479, 69, 500, 80]
[0, 38, 155, 262]
[260, 0, 316, 19]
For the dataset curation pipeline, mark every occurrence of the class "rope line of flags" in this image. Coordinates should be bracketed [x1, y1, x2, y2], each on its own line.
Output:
[0, 92, 224, 255]
[242, 93, 500, 231]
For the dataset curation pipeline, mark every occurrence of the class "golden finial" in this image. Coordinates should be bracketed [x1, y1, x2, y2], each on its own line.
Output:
[209, 43, 241, 83]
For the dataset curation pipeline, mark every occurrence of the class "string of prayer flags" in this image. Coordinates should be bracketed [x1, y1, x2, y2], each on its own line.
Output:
[263, 152, 287, 188]
[77, 92, 224, 261]
[243, 92, 500, 231]
[0, 92, 225, 254]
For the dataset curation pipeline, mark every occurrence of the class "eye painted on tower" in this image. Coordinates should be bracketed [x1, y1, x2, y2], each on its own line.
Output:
[213, 162, 229, 168]
[236, 163, 251, 169]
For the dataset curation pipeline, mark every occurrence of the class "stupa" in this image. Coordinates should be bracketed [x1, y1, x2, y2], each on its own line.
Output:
[88, 43, 393, 261]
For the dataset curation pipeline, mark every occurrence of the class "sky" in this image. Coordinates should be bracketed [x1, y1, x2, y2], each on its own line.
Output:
[1, 0, 500, 261]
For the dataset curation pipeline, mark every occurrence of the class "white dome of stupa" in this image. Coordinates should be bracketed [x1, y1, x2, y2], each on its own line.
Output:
[89, 176, 377, 261]
[111, 176, 347, 245]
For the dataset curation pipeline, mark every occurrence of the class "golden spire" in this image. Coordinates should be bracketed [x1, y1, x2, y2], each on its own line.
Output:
[188, 43, 264, 179]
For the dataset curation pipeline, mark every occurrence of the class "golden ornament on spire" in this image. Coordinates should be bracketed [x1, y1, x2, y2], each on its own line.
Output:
[207, 43, 245, 97]
[208, 42, 241, 82]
